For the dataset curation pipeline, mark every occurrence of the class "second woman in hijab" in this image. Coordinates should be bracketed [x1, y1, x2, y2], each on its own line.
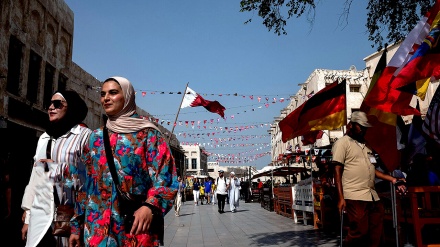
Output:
[69, 76, 178, 247]
[21, 91, 91, 247]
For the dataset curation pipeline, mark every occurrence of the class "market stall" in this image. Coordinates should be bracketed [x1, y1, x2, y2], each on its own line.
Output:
[252, 166, 309, 214]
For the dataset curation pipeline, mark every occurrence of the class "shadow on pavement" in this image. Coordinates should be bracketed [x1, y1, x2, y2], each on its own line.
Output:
[249, 229, 340, 247]
[177, 213, 195, 217]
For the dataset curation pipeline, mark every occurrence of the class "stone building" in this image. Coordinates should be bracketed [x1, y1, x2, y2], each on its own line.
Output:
[0, 1, 183, 244]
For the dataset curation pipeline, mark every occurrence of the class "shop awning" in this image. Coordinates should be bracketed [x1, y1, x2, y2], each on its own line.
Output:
[252, 166, 309, 179]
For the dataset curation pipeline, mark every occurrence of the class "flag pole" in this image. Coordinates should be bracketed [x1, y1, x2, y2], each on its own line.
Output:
[343, 79, 347, 135]
[171, 82, 189, 136]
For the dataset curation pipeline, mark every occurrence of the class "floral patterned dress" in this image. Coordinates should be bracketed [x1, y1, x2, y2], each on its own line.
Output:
[70, 126, 177, 247]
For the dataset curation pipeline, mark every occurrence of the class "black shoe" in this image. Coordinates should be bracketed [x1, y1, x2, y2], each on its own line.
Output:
[221, 210, 225, 213]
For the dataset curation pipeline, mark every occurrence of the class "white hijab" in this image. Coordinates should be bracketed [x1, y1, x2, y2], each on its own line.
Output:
[104, 76, 159, 133]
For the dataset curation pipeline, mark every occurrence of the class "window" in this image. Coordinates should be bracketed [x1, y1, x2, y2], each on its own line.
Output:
[43, 63, 55, 108]
[58, 73, 67, 92]
[7, 36, 23, 95]
[349, 85, 361, 92]
[185, 158, 188, 169]
[191, 158, 197, 169]
[26, 51, 41, 103]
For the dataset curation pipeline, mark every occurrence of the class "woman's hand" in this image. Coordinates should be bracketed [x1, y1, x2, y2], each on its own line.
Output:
[69, 234, 81, 247]
[38, 158, 54, 163]
[21, 224, 28, 241]
[130, 206, 153, 235]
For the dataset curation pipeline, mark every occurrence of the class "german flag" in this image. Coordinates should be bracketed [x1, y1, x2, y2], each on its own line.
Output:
[279, 80, 346, 143]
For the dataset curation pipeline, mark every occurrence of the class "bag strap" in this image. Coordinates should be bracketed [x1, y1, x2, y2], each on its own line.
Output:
[103, 127, 132, 201]
[45, 137, 52, 172]
[47, 137, 62, 206]
[103, 126, 120, 187]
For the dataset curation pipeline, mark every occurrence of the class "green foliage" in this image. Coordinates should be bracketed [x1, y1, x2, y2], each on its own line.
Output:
[240, 0, 436, 49]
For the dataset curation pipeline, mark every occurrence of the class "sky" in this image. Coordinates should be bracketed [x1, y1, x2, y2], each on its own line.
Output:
[64, 0, 378, 170]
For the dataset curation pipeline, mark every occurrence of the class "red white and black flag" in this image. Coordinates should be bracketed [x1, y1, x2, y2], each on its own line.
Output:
[422, 85, 440, 144]
[181, 87, 226, 118]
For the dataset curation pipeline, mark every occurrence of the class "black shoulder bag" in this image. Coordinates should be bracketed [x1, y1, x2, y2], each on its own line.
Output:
[103, 127, 164, 244]
[47, 137, 74, 237]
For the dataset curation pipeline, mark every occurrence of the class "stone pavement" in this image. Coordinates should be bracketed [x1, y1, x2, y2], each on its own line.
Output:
[162, 200, 340, 247]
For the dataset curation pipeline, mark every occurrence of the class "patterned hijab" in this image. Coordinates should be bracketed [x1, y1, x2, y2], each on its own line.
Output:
[104, 76, 158, 133]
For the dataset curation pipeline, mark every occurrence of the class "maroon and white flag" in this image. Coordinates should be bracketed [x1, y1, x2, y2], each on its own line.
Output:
[181, 87, 226, 118]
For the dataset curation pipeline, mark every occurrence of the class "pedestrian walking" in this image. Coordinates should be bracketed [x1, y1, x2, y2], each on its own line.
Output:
[193, 178, 200, 206]
[69, 76, 178, 247]
[200, 182, 205, 205]
[21, 91, 91, 247]
[242, 179, 250, 202]
[257, 178, 264, 203]
[174, 176, 185, 217]
[211, 178, 216, 205]
[215, 170, 227, 213]
[333, 111, 406, 247]
[204, 178, 212, 205]
[227, 172, 240, 213]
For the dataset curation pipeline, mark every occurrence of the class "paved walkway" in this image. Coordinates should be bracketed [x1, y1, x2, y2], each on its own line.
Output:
[163, 201, 340, 247]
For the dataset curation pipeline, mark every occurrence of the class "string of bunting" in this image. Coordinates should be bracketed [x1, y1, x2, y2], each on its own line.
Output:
[144, 115, 274, 128]
[181, 142, 269, 148]
[179, 135, 269, 141]
[137, 89, 291, 100]
[206, 147, 270, 157]
[176, 125, 271, 137]
[151, 102, 285, 123]
[208, 152, 271, 163]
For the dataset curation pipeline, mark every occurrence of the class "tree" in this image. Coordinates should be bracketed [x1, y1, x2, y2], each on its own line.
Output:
[239, 0, 435, 49]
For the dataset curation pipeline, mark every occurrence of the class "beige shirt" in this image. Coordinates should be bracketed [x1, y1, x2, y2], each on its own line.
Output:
[332, 135, 379, 201]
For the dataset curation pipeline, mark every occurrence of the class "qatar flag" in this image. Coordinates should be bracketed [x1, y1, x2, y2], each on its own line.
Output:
[181, 87, 226, 118]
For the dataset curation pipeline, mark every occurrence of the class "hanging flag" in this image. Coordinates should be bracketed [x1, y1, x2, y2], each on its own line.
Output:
[279, 80, 346, 143]
[301, 130, 324, 145]
[403, 100, 426, 165]
[181, 87, 226, 118]
[361, 2, 440, 115]
[394, 0, 440, 100]
[361, 48, 401, 171]
[422, 84, 440, 145]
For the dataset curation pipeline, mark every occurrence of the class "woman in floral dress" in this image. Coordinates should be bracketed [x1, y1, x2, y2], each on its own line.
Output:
[69, 76, 177, 247]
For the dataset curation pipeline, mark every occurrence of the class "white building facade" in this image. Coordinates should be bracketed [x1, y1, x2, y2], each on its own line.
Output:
[181, 144, 208, 178]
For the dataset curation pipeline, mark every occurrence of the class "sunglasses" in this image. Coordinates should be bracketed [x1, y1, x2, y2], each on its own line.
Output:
[48, 100, 66, 109]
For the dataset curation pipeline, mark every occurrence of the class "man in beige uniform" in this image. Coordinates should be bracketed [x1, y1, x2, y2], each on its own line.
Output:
[333, 111, 405, 247]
